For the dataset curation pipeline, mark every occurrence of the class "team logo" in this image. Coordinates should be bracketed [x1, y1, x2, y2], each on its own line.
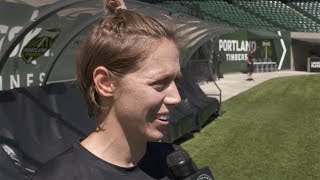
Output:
[260, 40, 272, 59]
[21, 28, 61, 64]
[197, 174, 213, 180]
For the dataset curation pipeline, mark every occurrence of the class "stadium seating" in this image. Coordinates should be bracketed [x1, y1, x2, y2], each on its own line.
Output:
[155, 1, 228, 25]
[234, 0, 320, 32]
[289, 0, 320, 24]
[140, 0, 320, 33]
[143, 0, 279, 31]
[192, 0, 279, 31]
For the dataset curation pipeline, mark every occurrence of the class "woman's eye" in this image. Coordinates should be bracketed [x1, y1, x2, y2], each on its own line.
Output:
[152, 80, 170, 91]
[152, 83, 166, 91]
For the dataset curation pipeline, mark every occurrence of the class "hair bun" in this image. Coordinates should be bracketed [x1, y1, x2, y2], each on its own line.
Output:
[105, 0, 127, 13]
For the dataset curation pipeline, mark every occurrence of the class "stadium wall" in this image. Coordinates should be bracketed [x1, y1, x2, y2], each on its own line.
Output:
[216, 29, 291, 73]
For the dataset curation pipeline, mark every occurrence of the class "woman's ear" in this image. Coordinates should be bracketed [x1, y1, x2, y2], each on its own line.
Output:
[93, 66, 116, 97]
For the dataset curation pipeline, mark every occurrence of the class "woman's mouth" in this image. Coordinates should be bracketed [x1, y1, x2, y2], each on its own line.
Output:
[155, 114, 170, 127]
[156, 114, 170, 122]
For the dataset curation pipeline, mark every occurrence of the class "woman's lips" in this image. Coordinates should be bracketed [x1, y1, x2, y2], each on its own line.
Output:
[156, 114, 170, 121]
[155, 114, 170, 126]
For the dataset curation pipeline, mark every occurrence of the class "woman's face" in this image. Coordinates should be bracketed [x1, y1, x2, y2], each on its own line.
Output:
[112, 38, 181, 142]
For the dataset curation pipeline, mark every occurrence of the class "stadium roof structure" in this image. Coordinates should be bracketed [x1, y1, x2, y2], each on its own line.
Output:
[0, 0, 236, 84]
[291, 32, 320, 45]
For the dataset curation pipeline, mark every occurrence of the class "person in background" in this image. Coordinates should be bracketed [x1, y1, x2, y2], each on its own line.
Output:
[32, 0, 184, 179]
[246, 47, 256, 81]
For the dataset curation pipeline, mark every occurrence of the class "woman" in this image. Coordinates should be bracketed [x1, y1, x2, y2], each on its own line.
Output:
[32, 0, 183, 179]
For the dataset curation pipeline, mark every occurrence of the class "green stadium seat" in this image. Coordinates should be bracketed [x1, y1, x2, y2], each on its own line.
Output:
[289, 0, 320, 26]
[234, 0, 320, 32]
[140, 0, 320, 32]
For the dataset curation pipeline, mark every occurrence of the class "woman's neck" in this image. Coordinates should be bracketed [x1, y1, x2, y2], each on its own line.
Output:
[80, 121, 147, 168]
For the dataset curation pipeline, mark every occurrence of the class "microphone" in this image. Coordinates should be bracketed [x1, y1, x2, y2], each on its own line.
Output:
[166, 149, 214, 180]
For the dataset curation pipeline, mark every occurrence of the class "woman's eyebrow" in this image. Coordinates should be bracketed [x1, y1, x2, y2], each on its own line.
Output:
[148, 69, 182, 82]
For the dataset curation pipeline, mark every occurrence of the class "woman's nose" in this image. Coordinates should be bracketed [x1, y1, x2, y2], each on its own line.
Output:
[164, 81, 181, 106]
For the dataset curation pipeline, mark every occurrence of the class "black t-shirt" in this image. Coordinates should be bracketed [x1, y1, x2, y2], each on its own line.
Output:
[247, 52, 254, 64]
[32, 141, 181, 180]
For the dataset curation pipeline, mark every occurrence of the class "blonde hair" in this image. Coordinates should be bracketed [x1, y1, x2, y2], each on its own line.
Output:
[76, 0, 180, 120]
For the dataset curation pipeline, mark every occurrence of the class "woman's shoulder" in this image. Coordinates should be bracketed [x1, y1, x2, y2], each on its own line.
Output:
[31, 142, 89, 180]
[31, 147, 78, 179]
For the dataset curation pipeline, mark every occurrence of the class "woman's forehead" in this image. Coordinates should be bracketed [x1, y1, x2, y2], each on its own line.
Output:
[122, 39, 180, 80]
[140, 53, 180, 76]
[141, 39, 179, 66]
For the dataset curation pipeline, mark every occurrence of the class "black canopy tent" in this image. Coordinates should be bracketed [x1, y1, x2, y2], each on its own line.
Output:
[0, 0, 236, 84]
[0, 0, 234, 179]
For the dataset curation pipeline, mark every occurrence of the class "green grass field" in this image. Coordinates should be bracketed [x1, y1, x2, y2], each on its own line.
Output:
[180, 74, 320, 180]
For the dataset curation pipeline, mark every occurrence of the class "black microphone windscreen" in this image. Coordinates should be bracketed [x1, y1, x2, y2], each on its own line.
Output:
[166, 149, 198, 179]
[166, 149, 190, 167]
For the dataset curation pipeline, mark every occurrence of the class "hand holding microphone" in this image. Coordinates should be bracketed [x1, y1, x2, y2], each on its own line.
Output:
[166, 149, 215, 180]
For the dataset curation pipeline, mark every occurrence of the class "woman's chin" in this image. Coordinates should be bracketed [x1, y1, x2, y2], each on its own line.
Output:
[147, 131, 166, 142]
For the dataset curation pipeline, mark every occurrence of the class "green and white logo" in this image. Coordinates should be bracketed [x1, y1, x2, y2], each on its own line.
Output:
[260, 40, 272, 59]
[21, 28, 61, 64]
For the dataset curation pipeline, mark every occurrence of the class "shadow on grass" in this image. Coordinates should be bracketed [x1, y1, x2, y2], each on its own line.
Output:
[173, 109, 226, 145]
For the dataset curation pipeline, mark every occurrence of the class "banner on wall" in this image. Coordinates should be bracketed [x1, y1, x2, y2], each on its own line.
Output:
[216, 29, 290, 73]
[218, 39, 257, 61]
